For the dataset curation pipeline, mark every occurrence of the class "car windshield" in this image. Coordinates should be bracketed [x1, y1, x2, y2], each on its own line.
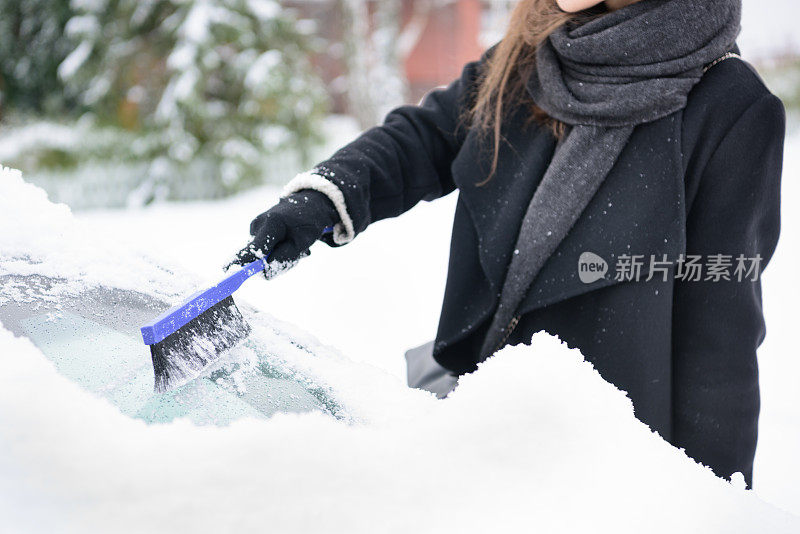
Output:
[0, 274, 342, 425]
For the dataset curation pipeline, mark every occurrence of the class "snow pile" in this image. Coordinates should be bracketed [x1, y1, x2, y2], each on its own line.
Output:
[1, 325, 797, 533]
[0, 166, 195, 302]
[0, 166, 73, 253]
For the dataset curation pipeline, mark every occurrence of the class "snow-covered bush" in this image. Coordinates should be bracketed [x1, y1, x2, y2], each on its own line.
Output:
[14, 0, 327, 203]
[0, 0, 75, 115]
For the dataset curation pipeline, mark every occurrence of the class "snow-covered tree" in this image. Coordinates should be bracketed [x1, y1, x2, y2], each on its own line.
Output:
[0, 0, 75, 116]
[337, 0, 408, 128]
[59, 0, 327, 201]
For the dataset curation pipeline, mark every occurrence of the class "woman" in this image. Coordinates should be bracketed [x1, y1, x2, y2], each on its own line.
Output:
[232, 0, 785, 486]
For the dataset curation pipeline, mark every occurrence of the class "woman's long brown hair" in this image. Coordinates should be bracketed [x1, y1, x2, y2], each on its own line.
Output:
[470, 0, 578, 185]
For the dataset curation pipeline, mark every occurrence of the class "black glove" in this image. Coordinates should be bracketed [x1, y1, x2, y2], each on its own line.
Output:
[230, 189, 338, 267]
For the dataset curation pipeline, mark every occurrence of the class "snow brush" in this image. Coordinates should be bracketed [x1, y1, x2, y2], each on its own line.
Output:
[140, 228, 333, 393]
[140, 258, 266, 393]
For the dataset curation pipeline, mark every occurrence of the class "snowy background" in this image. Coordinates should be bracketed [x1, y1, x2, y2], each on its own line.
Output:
[1, 0, 800, 530]
[739, 0, 800, 60]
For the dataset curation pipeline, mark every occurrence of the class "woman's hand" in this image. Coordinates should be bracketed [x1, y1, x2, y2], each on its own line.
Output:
[230, 190, 338, 267]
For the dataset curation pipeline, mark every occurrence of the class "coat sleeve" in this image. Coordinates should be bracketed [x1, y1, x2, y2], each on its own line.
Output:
[282, 54, 487, 245]
[671, 93, 785, 487]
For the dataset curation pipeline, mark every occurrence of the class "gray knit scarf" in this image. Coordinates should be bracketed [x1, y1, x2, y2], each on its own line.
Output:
[479, 0, 742, 360]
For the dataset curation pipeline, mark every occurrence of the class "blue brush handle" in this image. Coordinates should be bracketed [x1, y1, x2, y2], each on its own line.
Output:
[140, 225, 334, 346]
[140, 258, 267, 345]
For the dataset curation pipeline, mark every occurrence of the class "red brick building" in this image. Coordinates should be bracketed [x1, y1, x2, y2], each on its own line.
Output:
[403, 0, 485, 101]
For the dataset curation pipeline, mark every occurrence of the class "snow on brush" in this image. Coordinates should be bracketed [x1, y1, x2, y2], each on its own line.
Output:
[1, 330, 798, 532]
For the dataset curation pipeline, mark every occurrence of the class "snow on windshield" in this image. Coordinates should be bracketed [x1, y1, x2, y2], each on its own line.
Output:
[0, 166, 419, 423]
[1, 167, 798, 532]
[0, 166, 196, 303]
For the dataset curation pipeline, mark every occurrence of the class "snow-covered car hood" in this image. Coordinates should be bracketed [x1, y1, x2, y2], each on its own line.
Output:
[0, 166, 394, 425]
[1, 166, 797, 533]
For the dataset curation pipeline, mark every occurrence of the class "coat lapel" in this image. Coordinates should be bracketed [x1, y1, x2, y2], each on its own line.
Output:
[452, 112, 685, 318]
[452, 113, 558, 297]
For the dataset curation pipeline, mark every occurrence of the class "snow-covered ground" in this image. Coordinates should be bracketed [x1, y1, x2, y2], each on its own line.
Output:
[68, 130, 800, 519]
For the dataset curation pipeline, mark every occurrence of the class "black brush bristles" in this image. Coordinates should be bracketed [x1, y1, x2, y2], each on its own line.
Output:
[150, 295, 252, 393]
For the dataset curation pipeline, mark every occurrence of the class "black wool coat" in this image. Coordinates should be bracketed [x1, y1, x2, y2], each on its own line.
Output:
[312, 52, 785, 486]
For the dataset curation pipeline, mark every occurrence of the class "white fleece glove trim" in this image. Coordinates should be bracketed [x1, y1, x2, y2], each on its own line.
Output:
[282, 171, 355, 245]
